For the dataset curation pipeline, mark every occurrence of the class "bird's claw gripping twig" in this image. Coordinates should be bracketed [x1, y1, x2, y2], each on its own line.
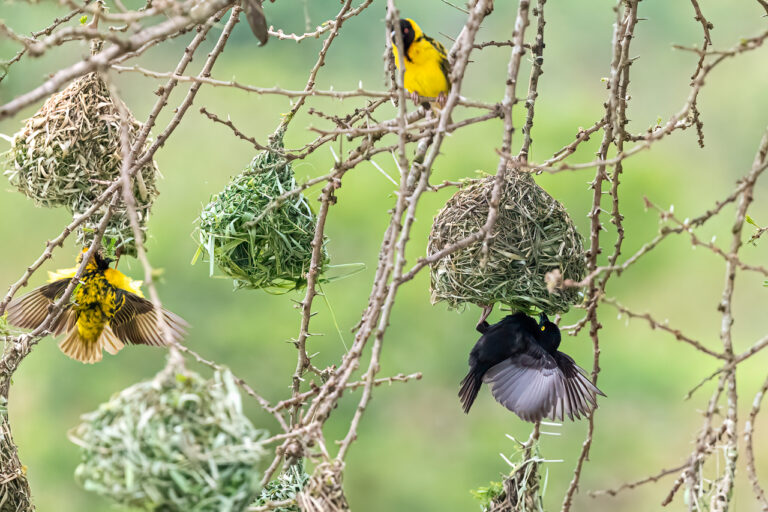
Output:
[476, 304, 493, 333]
[436, 91, 447, 109]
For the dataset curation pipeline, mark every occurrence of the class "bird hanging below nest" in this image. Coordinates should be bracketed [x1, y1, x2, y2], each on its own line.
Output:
[459, 312, 604, 422]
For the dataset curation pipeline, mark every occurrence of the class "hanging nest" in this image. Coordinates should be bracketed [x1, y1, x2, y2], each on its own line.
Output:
[473, 460, 543, 512]
[3, 72, 159, 256]
[428, 170, 586, 315]
[72, 197, 152, 259]
[296, 462, 349, 512]
[69, 370, 269, 512]
[197, 132, 327, 291]
[253, 463, 310, 511]
[0, 402, 33, 512]
[471, 438, 545, 512]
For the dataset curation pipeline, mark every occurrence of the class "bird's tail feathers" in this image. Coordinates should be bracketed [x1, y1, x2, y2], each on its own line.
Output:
[459, 370, 483, 414]
[58, 325, 124, 364]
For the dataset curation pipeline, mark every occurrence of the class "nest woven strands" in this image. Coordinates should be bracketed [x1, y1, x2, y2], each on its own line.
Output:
[428, 171, 586, 315]
[4, 72, 158, 256]
[198, 134, 327, 291]
[69, 370, 268, 512]
[296, 463, 349, 512]
[0, 402, 33, 512]
[253, 464, 309, 512]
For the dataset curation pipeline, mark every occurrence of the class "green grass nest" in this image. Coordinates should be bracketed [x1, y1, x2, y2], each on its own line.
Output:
[197, 134, 327, 291]
[3, 72, 158, 256]
[69, 370, 269, 512]
[428, 170, 586, 315]
[253, 464, 309, 511]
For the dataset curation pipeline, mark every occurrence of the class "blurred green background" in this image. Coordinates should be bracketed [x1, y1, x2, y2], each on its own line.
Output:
[1, 1, 768, 510]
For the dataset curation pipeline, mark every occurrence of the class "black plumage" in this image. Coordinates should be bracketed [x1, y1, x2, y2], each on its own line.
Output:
[459, 312, 604, 422]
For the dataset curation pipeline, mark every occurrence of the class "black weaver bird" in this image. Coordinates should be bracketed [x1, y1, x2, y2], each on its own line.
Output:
[6, 249, 187, 364]
[391, 18, 451, 111]
[459, 312, 604, 422]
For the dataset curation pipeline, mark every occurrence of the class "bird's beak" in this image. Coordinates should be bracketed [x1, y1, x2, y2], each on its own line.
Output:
[538, 313, 548, 326]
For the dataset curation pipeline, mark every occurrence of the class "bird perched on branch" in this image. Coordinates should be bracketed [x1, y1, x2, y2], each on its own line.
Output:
[391, 18, 451, 112]
[459, 312, 604, 422]
[6, 249, 187, 364]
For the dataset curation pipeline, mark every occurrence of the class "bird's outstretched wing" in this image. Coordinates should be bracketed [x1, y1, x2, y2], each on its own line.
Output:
[483, 344, 605, 421]
[483, 344, 603, 422]
[110, 291, 188, 347]
[483, 343, 563, 422]
[6, 279, 74, 335]
[549, 352, 604, 421]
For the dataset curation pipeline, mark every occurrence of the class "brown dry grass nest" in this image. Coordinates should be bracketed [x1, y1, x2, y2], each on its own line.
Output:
[428, 170, 586, 315]
[0, 407, 33, 512]
[4, 73, 158, 256]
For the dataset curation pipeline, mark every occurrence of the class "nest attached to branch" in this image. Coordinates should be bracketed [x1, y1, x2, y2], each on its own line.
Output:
[69, 370, 269, 512]
[0, 402, 33, 512]
[4, 72, 159, 256]
[296, 462, 349, 512]
[197, 131, 327, 291]
[253, 463, 310, 512]
[489, 459, 543, 512]
[428, 170, 586, 315]
[472, 437, 545, 512]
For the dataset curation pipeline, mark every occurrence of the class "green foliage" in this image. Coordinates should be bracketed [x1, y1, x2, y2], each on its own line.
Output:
[252, 464, 310, 511]
[0, 313, 8, 337]
[196, 130, 328, 291]
[70, 370, 269, 511]
[470, 480, 505, 511]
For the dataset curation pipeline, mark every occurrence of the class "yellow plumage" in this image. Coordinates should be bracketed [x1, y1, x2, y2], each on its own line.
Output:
[7, 250, 186, 364]
[48, 266, 144, 297]
[391, 18, 451, 107]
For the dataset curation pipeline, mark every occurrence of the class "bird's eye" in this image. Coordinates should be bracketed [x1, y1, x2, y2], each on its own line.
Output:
[540, 326, 546, 331]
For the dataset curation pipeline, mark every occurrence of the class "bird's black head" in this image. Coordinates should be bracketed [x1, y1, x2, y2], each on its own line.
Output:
[93, 252, 113, 271]
[393, 18, 416, 55]
[537, 313, 561, 353]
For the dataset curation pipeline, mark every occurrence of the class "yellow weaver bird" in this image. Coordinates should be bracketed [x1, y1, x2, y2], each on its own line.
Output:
[391, 18, 451, 111]
[7, 250, 187, 364]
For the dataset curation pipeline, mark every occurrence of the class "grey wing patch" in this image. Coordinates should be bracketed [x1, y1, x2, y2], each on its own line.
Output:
[483, 346, 563, 422]
[548, 352, 604, 421]
[6, 279, 73, 333]
[111, 292, 188, 346]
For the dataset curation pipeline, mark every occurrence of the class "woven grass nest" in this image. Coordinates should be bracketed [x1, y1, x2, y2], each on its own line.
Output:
[197, 131, 327, 291]
[428, 170, 586, 315]
[4, 72, 158, 256]
[0, 401, 33, 512]
[69, 370, 269, 512]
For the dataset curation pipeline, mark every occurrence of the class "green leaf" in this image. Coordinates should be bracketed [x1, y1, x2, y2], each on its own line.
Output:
[746, 215, 759, 227]
[470, 481, 505, 510]
[80, 15, 88, 24]
[0, 312, 9, 337]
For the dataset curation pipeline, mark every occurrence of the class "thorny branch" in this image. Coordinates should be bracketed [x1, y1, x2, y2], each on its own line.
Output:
[1, 0, 768, 510]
